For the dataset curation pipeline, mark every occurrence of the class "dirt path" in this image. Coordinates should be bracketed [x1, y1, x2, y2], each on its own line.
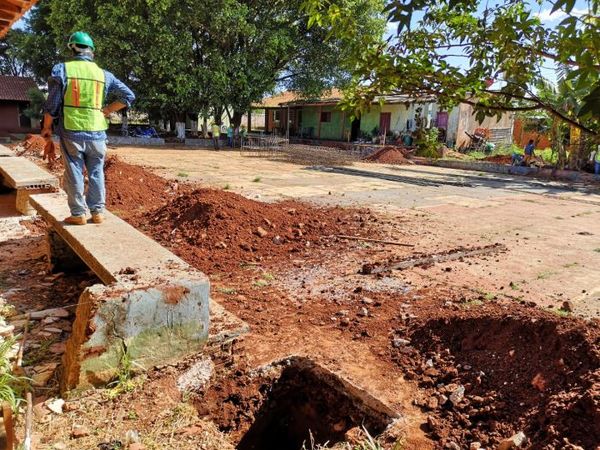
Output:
[0, 149, 598, 450]
[112, 146, 600, 318]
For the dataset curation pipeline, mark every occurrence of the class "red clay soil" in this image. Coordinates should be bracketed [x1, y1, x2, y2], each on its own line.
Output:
[131, 188, 376, 274]
[483, 154, 512, 164]
[104, 155, 183, 214]
[364, 146, 412, 165]
[392, 305, 600, 449]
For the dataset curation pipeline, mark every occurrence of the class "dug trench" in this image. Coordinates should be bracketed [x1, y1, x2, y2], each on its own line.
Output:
[194, 357, 398, 450]
[5, 153, 598, 449]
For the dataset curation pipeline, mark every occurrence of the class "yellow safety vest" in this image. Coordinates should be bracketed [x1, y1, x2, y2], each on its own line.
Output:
[63, 60, 107, 132]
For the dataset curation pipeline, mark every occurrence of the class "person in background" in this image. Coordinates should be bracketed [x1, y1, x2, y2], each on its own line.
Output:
[591, 145, 600, 180]
[240, 124, 247, 145]
[226, 124, 234, 148]
[524, 139, 535, 164]
[211, 122, 220, 150]
[41, 31, 135, 225]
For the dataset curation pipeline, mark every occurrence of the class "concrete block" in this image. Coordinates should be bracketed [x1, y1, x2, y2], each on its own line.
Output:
[47, 229, 87, 273]
[16, 188, 55, 215]
[62, 277, 210, 391]
[107, 136, 165, 146]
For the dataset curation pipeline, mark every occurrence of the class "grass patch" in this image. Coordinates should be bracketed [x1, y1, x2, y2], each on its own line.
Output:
[223, 183, 231, 190]
[509, 281, 521, 291]
[177, 171, 189, 178]
[253, 279, 270, 288]
[217, 287, 237, 295]
[22, 338, 56, 367]
[546, 307, 570, 318]
[252, 176, 262, 182]
[0, 336, 30, 412]
[462, 299, 484, 308]
[537, 270, 556, 280]
[563, 262, 578, 269]
[594, 248, 600, 253]
[484, 292, 495, 301]
[106, 343, 144, 399]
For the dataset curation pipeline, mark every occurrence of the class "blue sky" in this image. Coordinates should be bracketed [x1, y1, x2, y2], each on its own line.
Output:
[384, 0, 593, 85]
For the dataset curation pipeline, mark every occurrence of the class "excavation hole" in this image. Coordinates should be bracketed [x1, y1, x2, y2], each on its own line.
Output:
[201, 357, 396, 450]
[236, 359, 394, 450]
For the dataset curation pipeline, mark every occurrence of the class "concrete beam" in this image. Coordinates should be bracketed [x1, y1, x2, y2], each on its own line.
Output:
[0, 156, 58, 189]
[28, 191, 217, 392]
[62, 279, 210, 391]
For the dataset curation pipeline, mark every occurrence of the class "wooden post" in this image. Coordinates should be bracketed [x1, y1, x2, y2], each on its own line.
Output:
[317, 105, 322, 140]
[24, 392, 32, 450]
[3, 403, 15, 450]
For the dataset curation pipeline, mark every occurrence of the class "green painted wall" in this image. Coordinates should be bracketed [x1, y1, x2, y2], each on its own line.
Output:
[360, 104, 415, 136]
[299, 106, 352, 140]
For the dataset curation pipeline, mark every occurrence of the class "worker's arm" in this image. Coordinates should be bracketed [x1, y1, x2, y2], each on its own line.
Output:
[102, 101, 127, 118]
[103, 71, 135, 117]
[41, 113, 54, 141]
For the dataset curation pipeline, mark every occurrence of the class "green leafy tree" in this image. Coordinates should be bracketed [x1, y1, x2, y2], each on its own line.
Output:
[0, 0, 59, 82]
[304, 0, 600, 136]
[48, 0, 385, 127]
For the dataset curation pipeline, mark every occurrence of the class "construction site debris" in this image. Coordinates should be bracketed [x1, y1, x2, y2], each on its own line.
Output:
[336, 234, 414, 247]
[133, 188, 375, 273]
[363, 146, 414, 165]
[104, 156, 182, 213]
[361, 244, 507, 274]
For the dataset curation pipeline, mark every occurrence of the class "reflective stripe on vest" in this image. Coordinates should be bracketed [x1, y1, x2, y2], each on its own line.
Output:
[63, 61, 107, 132]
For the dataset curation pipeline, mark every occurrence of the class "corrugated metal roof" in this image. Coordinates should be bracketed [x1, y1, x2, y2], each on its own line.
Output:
[0, 75, 37, 102]
[254, 89, 344, 108]
[0, 0, 39, 38]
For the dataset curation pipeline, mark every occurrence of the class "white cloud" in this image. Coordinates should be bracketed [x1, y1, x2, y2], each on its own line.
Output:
[536, 7, 588, 23]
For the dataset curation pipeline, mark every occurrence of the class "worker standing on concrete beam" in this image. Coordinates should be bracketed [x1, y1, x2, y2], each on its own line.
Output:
[41, 32, 135, 225]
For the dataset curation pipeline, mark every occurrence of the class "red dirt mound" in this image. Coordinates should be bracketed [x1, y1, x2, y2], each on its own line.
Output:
[104, 155, 182, 214]
[393, 307, 600, 449]
[133, 188, 376, 273]
[483, 154, 512, 164]
[364, 146, 413, 165]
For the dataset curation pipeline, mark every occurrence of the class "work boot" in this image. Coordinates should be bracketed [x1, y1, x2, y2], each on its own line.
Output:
[91, 213, 105, 224]
[64, 215, 87, 225]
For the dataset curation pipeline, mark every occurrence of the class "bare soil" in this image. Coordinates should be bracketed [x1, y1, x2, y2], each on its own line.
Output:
[364, 146, 413, 165]
[2, 151, 598, 450]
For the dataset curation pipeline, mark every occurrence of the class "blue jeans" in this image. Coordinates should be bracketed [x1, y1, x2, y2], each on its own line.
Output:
[60, 138, 106, 216]
[595, 161, 600, 177]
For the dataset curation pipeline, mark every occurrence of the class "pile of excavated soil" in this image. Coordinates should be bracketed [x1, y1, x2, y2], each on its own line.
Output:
[133, 188, 376, 273]
[364, 146, 413, 165]
[15, 134, 47, 156]
[104, 155, 183, 214]
[391, 306, 600, 449]
[484, 154, 512, 164]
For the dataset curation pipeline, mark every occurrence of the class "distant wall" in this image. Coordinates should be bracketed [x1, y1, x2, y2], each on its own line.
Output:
[513, 119, 551, 149]
[455, 103, 515, 148]
[0, 102, 20, 131]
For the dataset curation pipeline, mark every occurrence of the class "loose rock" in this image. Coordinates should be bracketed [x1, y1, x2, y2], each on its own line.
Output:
[498, 432, 527, 450]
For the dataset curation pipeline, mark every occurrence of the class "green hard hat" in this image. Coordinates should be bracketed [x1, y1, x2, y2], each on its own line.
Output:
[68, 31, 95, 51]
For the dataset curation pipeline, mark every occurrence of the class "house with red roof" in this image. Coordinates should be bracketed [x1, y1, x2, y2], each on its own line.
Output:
[0, 75, 39, 134]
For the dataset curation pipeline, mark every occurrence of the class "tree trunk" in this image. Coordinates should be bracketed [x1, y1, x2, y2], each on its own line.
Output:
[203, 117, 209, 138]
[121, 110, 129, 136]
[552, 119, 567, 170]
[213, 107, 223, 126]
[232, 110, 244, 129]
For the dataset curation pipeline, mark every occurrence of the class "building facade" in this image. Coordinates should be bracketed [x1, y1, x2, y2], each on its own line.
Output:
[259, 91, 515, 149]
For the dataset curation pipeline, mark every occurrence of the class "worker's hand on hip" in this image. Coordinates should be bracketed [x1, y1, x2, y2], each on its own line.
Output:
[41, 127, 53, 142]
